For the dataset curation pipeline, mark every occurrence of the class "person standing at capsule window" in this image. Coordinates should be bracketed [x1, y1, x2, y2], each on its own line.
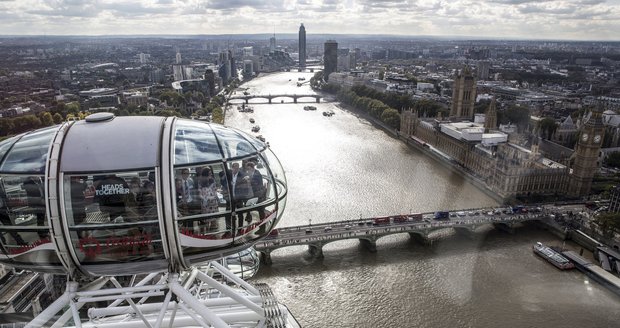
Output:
[180, 169, 194, 204]
[70, 176, 88, 226]
[23, 176, 47, 239]
[245, 160, 265, 221]
[245, 161, 264, 201]
[231, 162, 252, 201]
[199, 168, 218, 213]
[0, 183, 27, 246]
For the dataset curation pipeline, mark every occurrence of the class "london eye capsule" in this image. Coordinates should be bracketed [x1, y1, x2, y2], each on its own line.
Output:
[0, 113, 287, 278]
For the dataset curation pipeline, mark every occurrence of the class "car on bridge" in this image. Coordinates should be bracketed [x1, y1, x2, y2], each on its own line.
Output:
[434, 211, 450, 220]
[373, 217, 391, 225]
[393, 215, 408, 223]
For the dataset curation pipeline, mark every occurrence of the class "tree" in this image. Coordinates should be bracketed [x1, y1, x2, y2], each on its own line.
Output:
[194, 91, 205, 104]
[381, 108, 401, 129]
[12, 115, 41, 133]
[211, 106, 224, 124]
[0, 118, 15, 137]
[212, 95, 225, 106]
[474, 99, 492, 114]
[499, 105, 530, 132]
[604, 152, 620, 168]
[538, 117, 558, 139]
[322, 83, 341, 93]
[593, 212, 620, 235]
[310, 71, 324, 89]
[125, 104, 139, 113]
[65, 102, 80, 115]
[413, 99, 442, 118]
[52, 113, 64, 124]
[40, 112, 54, 127]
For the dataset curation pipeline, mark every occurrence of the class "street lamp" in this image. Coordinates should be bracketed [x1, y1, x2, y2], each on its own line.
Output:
[309, 219, 312, 226]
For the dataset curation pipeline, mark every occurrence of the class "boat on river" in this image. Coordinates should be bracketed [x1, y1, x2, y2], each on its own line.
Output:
[533, 242, 574, 270]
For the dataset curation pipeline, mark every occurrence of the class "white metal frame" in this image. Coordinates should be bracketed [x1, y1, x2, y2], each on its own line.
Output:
[25, 262, 293, 328]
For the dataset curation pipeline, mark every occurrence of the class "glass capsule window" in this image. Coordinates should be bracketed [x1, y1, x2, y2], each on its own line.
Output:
[209, 124, 264, 159]
[63, 170, 165, 264]
[0, 126, 57, 174]
[172, 119, 285, 266]
[220, 247, 261, 280]
[0, 136, 20, 163]
[174, 120, 222, 165]
[0, 174, 58, 267]
[174, 163, 234, 253]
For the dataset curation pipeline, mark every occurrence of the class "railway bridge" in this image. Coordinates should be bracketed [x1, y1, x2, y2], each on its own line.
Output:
[254, 204, 588, 264]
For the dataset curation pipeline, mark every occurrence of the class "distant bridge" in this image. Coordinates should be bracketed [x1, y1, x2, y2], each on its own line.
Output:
[254, 204, 586, 264]
[228, 93, 322, 104]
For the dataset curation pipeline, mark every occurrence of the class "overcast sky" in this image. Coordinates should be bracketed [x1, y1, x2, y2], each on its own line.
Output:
[0, 0, 618, 40]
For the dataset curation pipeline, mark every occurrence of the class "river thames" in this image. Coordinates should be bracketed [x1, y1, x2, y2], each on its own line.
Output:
[226, 71, 619, 327]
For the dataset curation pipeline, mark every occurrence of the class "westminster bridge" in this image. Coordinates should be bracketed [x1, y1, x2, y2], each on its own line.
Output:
[254, 203, 590, 264]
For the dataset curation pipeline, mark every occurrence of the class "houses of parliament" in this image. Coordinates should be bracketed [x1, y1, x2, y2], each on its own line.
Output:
[400, 66, 605, 201]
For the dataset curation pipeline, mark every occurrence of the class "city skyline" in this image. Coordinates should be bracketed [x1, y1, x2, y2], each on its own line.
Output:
[0, 0, 618, 41]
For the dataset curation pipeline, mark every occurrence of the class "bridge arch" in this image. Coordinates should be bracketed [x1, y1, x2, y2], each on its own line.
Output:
[295, 95, 321, 103]
[270, 96, 297, 103]
[246, 97, 272, 104]
[228, 98, 245, 103]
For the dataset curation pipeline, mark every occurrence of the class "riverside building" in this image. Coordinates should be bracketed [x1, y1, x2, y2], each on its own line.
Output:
[323, 40, 338, 81]
[401, 105, 571, 201]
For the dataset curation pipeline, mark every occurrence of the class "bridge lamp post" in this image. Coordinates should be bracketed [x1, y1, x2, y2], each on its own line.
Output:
[309, 219, 312, 226]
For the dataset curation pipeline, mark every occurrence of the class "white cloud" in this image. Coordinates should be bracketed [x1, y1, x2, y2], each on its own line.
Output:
[0, 0, 617, 40]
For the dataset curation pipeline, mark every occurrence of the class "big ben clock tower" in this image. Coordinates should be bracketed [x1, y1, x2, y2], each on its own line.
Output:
[569, 106, 605, 197]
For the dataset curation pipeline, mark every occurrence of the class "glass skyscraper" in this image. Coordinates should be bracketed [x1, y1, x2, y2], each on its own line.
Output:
[299, 23, 306, 69]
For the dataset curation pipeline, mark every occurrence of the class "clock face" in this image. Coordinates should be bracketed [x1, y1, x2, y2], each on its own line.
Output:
[594, 135, 601, 143]
[581, 133, 589, 142]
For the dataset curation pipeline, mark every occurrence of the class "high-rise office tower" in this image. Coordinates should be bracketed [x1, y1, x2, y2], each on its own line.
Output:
[323, 40, 338, 81]
[299, 24, 306, 69]
[477, 61, 490, 80]
[229, 50, 237, 78]
[218, 51, 231, 85]
[269, 35, 276, 53]
[450, 66, 476, 120]
[175, 51, 182, 64]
